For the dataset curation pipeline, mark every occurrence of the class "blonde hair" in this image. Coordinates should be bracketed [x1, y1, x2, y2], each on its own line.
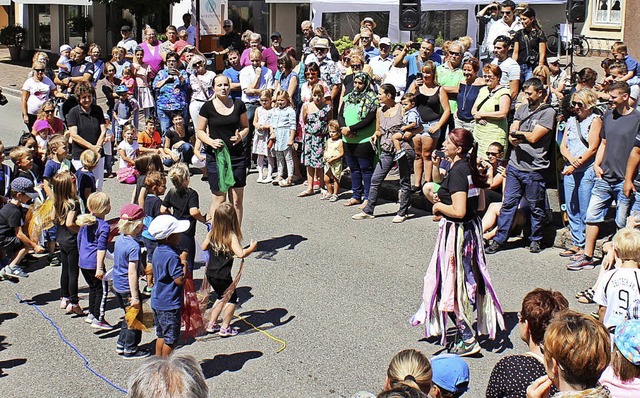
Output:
[458, 36, 473, 51]
[80, 149, 100, 169]
[122, 124, 137, 139]
[259, 89, 273, 100]
[612, 41, 628, 54]
[52, 171, 79, 224]
[421, 60, 439, 85]
[275, 90, 291, 107]
[77, 192, 111, 226]
[543, 310, 611, 389]
[328, 119, 341, 133]
[386, 349, 433, 394]
[168, 163, 190, 190]
[47, 135, 68, 158]
[571, 88, 599, 111]
[10, 146, 31, 164]
[533, 65, 550, 85]
[206, 202, 242, 254]
[613, 227, 640, 261]
[122, 65, 132, 77]
[118, 218, 143, 236]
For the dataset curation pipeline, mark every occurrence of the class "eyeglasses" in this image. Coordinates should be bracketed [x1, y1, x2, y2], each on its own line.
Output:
[223, 25, 232, 28]
[449, 51, 461, 56]
[484, 75, 496, 79]
[360, 36, 372, 40]
[351, 64, 362, 69]
[194, 62, 203, 68]
[314, 48, 328, 53]
[44, 110, 54, 114]
[486, 151, 501, 157]
[572, 101, 584, 108]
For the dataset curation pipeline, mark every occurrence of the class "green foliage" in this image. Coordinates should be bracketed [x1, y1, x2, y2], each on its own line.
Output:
[67, 16, 93, 34]
[435, 31, 444, 48]
[92, 0, 179, 40]
[334, 36, 353, 56]
[0, 24, 26, 47]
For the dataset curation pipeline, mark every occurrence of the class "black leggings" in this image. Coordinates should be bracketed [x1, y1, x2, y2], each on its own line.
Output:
[80, 268, 108, 321]
[59, 244, 79, 304]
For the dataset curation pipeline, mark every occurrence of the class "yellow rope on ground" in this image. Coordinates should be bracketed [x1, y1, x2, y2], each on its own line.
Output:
[233, 313, 287, 353]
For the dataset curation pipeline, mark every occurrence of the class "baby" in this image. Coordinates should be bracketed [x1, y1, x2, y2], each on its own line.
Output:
[57, 44, 72, 72]
[393, 92, 420, 161]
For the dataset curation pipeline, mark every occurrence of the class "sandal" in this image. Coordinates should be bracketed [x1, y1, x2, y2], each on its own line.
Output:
[559, 247, 581, 257]
[297, 190, 315, 197]
[343, 198, 362, 207]
[206, 322, 221, 333]
[576, 288, 595, 304]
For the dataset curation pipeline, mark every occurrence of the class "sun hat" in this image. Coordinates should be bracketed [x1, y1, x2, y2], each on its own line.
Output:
[11, 177, 39, 199]
[147, 214, 190, 240]
[614, 319, 640, 366]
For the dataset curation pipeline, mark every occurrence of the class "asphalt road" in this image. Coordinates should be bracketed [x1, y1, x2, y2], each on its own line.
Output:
[0, 92, 599, 397]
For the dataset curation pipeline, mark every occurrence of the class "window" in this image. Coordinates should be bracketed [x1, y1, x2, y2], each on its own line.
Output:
[228, 0, 269, 45]
[295, 4, 310, 56]
[411, 10, 468, 42]
[64, 5, 86, 47]
[34, 4, 50, 50]
[322, 12, 390, 43]
[593, 0, 622, 26]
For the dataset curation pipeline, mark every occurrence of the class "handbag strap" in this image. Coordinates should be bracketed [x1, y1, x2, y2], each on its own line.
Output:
[574, 117, 590, 148]
[194, 73, 213, 101]
[517, 104, 551, 127]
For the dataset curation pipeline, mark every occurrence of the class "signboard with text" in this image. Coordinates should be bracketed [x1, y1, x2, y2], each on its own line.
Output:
[200, 0, 227, 36]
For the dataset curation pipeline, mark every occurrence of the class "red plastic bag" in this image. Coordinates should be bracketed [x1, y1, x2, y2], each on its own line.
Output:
[181, 273, 205, 339]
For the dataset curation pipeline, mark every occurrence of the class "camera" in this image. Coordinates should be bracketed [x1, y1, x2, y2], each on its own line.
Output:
[0, 93, 7, 106]
[434, 150, 445, 158]
[410, 42, 421, 50]
[416, 72, 423, 79]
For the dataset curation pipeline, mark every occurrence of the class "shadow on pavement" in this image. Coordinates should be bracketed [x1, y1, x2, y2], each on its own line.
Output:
[236, 308, 294, 331]
[478, 311, 518, 354]
[200, 350, 263, 379]
[254, 234, 308, 261]
[0, 358, 27, 377]
[0, 312, 18, 326]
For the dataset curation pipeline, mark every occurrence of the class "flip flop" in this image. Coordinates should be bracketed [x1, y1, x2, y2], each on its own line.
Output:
[576, 288, 595, 304]
[559, 247, 580, 257]
[343, 198, 362, 207]
[297, 190, 315, 197]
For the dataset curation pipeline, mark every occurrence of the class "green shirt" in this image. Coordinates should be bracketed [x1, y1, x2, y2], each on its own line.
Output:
[437, 64, 465, 113]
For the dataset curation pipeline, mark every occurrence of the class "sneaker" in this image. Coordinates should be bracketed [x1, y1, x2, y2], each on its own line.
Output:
[1, 265, 28, 279]
[392, 150, 405, 161]
[329, 194, 339, 202]
[529, 241, 542, 253]
[91, 319, 114, 330]
[448, 338, 481, 357]
[116, 345, 124, 355]
[66, 303, 84, 316]
[352, 211, 374, 220]
[49, 254, 61, 267]
[262, 176, 273, 184]
[392, 214, 407, 223]
[123, 350, 150, 360]
[60, 298, 70, 309]
[85, 314, 96, 324]
[256, 176, 265, 183]
[485, 241, 504, 255]
[566, 254, 598, 271]
[142, 286, 153, 295]
[218, 326, 239, 337]
[272, 176, 282, 186]
[206, 322, 221, 334]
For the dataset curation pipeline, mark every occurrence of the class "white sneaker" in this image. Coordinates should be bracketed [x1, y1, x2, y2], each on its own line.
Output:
[262, 176, 273, 184]
[392, 215, 407, 223]
[352, 212, 374, 220]
[256, 176, 265, 183]
[85, 314, 96, 324]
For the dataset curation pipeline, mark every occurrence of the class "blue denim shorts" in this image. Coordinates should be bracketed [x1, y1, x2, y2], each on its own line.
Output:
[585, 178, 631, 228]
[153, 308, 181, 345]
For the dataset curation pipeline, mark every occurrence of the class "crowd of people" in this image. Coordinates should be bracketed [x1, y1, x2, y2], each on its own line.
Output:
[5, 1, 640, 395]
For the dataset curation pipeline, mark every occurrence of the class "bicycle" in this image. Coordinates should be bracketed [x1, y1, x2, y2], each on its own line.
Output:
[547, 24, 590, 57]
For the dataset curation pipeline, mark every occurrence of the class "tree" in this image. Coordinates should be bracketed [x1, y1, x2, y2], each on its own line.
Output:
[92, 0, 180, 41]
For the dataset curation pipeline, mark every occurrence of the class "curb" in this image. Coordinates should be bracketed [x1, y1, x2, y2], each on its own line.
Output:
[2, 86, 21, 98]
[340, 174, 433, 212]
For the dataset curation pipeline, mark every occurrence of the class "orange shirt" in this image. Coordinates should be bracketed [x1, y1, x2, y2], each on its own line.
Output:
[138, 130, 162, 149]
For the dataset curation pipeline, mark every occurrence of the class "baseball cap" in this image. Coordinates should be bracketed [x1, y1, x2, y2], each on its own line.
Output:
[59, 44, 72, 54]
[147, 214, 190, 240]
[548, 56, 560, 64]
[33, 119, 53, 133]
[314, 38, 329, 49]
[615, 320, 640, 366]
[270, 32, 282, 39]
[120, 204, 145, 221]
[379, 37, 391, 46]
[121, 25, 132, 32]
[431, 354, 470, 395]
[115, 85, 128, 94]
[11, 177, 39, 199]
[223, 19, 233, 27]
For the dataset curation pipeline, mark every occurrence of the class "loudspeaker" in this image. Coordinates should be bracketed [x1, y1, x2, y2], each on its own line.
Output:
[566, 0, 586, 23]
[399, 0, 421, 31]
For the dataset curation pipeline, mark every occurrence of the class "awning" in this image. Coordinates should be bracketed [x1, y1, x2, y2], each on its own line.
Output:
[265, 0, 309, 3]
[0, 0, 12, 5]
[13, 0, 91, 5]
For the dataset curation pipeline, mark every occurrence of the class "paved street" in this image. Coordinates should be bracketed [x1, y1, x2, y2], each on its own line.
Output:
[0, 88, 601, 397]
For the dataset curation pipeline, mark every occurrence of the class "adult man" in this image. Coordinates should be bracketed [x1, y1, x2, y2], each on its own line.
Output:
[548, 57, 569, 107]
[369, 37, 394, 84]
[491, 35, 520, 105]
[358, 27, 380, 61]
[437, 41, 466, 120]
[486, 78, 556, 254]
[262, 32, 283, 75]
[160, 25, 186, 60]
[215, 20, 243, 58]
[117, 25, 137, 60]
[486, 0, 523, 55]
[240, 49, 273, 131]
[301, 20, 315, 59]
[477, 2, 501, 64]
[394, 36, 442, 88]
[569, 82, 640, 269]
[223, 49, 243, 101]
[177, 13, 196, 46]
[352, 17, 381, 47]
[55, 45, 95, 120]
[311, 38, 341, 102]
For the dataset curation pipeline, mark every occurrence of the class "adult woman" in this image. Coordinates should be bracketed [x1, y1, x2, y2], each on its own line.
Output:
[86, 44, 104, 83]
[139, 28, 164, 80]
[512, 7, 547, 83]
[30, 52, 55, 81]
[132, 46, 155, 122]
[96, 62, 120, 118]
[486, 288, 568, 398]
[482, 142, 508, 205]
[383, 45, 408, 101]
[35, 100, 65, 135]
[472, 64, 511, 158]
[66, 82, 107, 190]
[240, 32, 263, 67]
[411, 128, 503, 357]
[274, 54, 299, 108]
[559, 88, 601, 259]
[338, 72, 379, 208]
[21, 61, 59, 130]
[353, 84, 420, 223]
[196, 75, 249, 225]
[153, 51, 189, 134]
[163, 112, 196, 168]
[188, 54, 215, 125]
[340, 53, 372, 103]
[299, 62, 329, 104]
[455, 57, 484, 131]
[408, 61, 450, 190]
[526, 310, 611, 398]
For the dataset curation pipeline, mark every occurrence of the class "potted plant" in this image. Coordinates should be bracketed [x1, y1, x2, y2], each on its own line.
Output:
[0, 24, 26, 61]
[67, 15, 93, 44]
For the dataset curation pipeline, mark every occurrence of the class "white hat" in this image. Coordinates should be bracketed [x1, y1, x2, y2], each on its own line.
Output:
[314, 38, 330, 49]
[59, 44, 72, 54]
[147, 214, 190, 240]
[547, 56, 560, 64]
[379, 37, 391, 46]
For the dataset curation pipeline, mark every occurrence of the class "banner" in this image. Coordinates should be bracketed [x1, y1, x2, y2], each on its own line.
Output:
[200, 0, 227, 36]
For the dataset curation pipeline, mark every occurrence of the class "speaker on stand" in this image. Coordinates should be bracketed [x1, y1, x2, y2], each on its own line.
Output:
[399, 0, 421, 31]
[564, 0, 585, 85]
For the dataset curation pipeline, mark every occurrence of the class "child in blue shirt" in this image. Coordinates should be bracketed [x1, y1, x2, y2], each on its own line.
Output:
[147, 214, 189, 357]
[139, 171, 167, 294]
[112, 203, 148, 359]
[75, 149, 98, 213]
[612, 41, 640, 86]
[113, 85, 140, 144]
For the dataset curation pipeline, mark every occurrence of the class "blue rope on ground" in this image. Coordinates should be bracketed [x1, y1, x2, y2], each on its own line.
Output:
[15, 292, 128, 395]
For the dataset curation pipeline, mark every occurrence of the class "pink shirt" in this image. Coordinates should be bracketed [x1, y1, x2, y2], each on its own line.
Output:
[600, 366, 640, 397]
[139, 41, 164, 80]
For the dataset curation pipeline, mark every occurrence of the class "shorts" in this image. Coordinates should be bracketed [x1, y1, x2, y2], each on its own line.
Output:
[139, 236, 158, 264]
[585, 178, 631, 228]
[205, 155, 247, 193]
[419, 120, 441, 139]
[153, 308, 181, 345]
[1, 236, 23, 259]
[206, 275, 238, 304]
[44, 224, 58, 242]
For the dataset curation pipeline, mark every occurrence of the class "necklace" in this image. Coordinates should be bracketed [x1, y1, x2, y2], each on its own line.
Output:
[460, 84, 473, 111]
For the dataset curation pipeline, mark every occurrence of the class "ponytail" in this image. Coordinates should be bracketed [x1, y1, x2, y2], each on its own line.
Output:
[468, 141, 489, 189]
[76, 213, 97, 227]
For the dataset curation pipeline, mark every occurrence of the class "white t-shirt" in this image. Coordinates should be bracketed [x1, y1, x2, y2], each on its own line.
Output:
[594, 268, 640, 329]
[22, 76, 56, 115]
[118, 140, 139, 169]
[491, 57, 520, 88]
[239, 66, 273, 103]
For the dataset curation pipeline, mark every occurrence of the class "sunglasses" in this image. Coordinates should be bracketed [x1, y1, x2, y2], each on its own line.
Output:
[501, 11, 512, 15]
[194, 62, 203, 68]
[44, 109, 54, 114]
[223, 25, 232, 28]
[449, 52, 461, 56]
[184, 48, 196, 53]
[486, 151, 501, 157]
[572, 101, 584, 108]
[360, 36, 372, 40]
[351, 64, 362, 69]
[34, 68, 45, 72]
[314, 48, 328, 52]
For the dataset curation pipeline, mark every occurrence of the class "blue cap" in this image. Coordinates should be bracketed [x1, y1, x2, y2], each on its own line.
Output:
[615, 319, 640, 365]
[115, 85, 128, 94]
[431, 354, 469, 395]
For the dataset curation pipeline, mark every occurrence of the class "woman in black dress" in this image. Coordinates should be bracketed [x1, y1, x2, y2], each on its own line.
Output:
[196, 75, 250, 225]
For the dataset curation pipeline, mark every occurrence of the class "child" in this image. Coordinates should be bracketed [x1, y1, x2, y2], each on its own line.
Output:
[132, 47, 155, 121]
[147, 214, 189, 356]
[113, 85, 140, 144]
[76, 192, 113, 330]
[203, 202, 257, 336]
[594, 228, 640, 332]
[323, 120, 344, 202]
[57, 44, 72, 72]
[160, 163, 207, 270]
[0, 178, 45, 279]
[599, 319, 640, 395]
[103, 114, 116, 178]
[18, 133, 44, 181]
[137, 117, 164, 156]
[112, 46, 131, 79]
[394, 92, 420, 161]
[270, 90, 297, 187]
[300, 84, 331, 196]
[132, 153, 164, 206]
[112, 203, 149, 359]
[32, 119, 53, 162]
[76, 149, 98, 213]
[252, 90, 274, 183]
[0, 140, 11, 205]
[122, 66, 136, 96]
[52, 171, 83, 316]
[10, 145, 43, 202]
[117, 125, 139, 184]
[139, 171, 167, 293]
[611, 42, 640, 86]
